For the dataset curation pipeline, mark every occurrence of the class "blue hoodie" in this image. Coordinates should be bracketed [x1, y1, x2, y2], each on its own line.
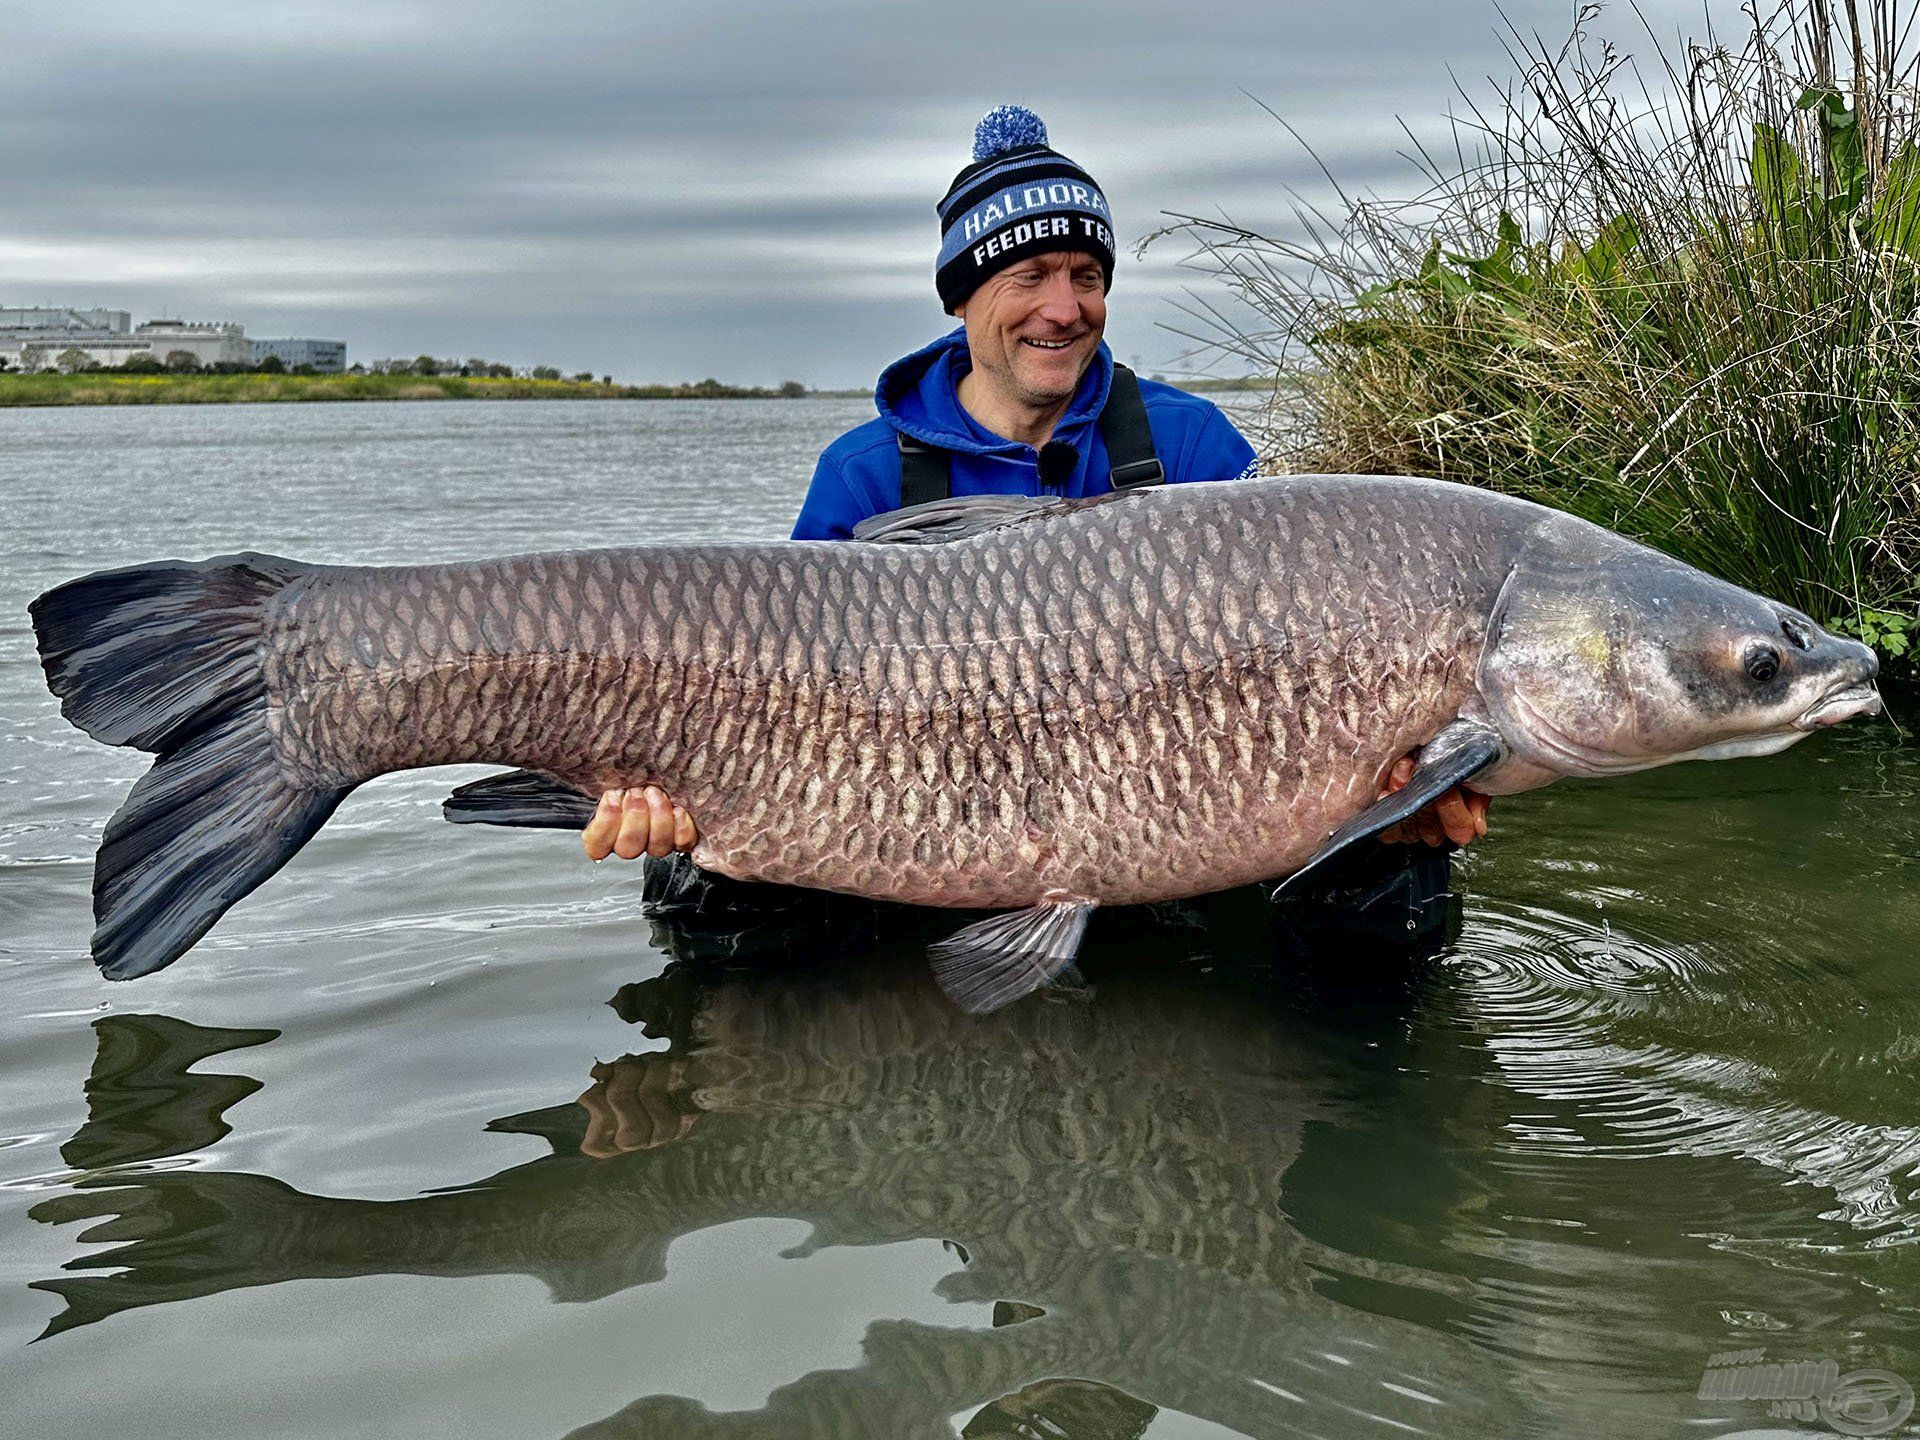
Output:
[792, 327, 1258, 540]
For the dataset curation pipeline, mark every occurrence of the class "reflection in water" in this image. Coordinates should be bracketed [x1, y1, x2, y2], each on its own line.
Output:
[62, 1014, 278, 1172]
[30, 908, 1525, 1438]
[961, 1376, 1158, 1439]
[28, 857, 1920, 1437]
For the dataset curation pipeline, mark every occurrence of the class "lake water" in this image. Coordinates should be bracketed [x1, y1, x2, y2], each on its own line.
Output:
[1, 399, 1916, 1439]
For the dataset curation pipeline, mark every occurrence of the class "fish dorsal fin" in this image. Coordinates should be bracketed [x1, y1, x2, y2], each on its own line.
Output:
[851, 490, 1140, 546]
[443, 769, 597, 830]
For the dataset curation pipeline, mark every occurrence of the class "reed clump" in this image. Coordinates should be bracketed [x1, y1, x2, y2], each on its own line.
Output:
[1160, 0, 1920, 655]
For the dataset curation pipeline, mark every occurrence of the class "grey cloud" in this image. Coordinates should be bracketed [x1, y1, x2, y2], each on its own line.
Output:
[4, 0, 1705, 386]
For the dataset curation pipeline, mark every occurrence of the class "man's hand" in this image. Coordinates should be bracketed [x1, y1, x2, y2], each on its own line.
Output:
[583, 786, 697, 861]
[1375, 756, 1491, 847]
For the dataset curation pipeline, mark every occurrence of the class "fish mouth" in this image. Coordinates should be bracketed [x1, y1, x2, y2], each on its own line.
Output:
[1795, 681, 1883, 730]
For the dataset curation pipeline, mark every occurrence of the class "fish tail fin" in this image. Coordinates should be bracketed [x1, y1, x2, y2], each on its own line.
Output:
[30, 554, 351, 979]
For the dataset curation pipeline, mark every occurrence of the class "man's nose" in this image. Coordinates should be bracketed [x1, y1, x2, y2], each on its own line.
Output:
[1034, 273, 1081, 325]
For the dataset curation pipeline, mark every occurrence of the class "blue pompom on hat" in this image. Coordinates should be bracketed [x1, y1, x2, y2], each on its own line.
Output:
[972, 104, 1049, 160]
[935, 105, 1114, 312]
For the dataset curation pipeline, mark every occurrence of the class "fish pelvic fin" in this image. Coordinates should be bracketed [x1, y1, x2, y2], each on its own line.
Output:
[443, 770, 598, 830]
[30, 554, 351, 978]
[929, 891, 1097, 1015]
[1274, 717, 1504, 900]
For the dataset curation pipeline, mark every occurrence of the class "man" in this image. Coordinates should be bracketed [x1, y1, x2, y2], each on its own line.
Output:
[586, 106, 1487, 947]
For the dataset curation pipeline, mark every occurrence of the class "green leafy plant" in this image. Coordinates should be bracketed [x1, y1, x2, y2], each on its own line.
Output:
[1834, 608, 1916, 659]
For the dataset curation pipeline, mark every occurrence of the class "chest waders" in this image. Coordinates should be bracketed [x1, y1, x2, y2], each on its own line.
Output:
[894, 362, 1163, 507]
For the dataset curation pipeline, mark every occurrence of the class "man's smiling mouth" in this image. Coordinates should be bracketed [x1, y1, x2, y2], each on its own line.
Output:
[1020, 337, 1076, 350]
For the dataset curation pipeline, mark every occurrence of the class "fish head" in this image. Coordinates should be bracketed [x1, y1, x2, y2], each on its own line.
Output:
[1479, 515, 1881, 782]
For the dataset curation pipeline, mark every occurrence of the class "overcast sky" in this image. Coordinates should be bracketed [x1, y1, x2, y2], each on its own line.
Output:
[5, 0, 1702, 387]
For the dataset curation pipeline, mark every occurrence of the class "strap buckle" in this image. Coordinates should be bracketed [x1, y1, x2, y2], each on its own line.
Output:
[1110, 457, 1165, 489]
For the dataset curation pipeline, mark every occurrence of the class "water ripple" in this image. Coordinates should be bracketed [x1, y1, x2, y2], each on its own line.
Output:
[1447, 898, 1920, 1238]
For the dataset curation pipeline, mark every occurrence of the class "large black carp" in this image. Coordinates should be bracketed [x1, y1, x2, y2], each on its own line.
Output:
[30, 476, 1881, 1007]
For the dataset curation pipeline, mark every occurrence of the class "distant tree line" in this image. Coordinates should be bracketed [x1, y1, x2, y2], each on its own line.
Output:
[369, 355, 520, 378]
[365, 359, 812, 396]
[0, 347, 816, 397]
[0, 347, 320, 376]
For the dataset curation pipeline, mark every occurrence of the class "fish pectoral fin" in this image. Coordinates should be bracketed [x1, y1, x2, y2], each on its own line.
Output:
[929, 892, 1098, 1015]
[442, 770, 599, 830]
[1274, 718, 1505, 898]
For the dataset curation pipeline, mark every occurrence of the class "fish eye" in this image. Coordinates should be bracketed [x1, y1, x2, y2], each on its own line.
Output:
[1744, 645, 1781, 683]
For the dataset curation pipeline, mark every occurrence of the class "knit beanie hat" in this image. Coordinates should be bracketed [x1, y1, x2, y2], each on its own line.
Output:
[934, 106, 1116, 313]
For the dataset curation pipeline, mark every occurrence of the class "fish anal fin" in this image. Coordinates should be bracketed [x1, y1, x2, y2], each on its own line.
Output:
[1275, 718, 1504, 898]
[443, 770, 597, 830]
[929, 891, 1097, 1015]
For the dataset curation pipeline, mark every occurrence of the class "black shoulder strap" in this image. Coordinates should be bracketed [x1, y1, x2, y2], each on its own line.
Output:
[894, 361, 1161, 505]
[896, 431, 950, 508]
[1099, 363, 1163, 489]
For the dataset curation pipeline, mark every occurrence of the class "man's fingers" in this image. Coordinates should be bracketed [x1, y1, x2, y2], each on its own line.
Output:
[1371, 764, 1494, 850]
[613, 789, 653, 860]
[1433, 787, 1479, 847]
[1374, 755, 1420, 841]
[641, 786, 672, 858]
[1378, 756, 1415, 798]
[583, 789, 622, 861]
[588, 786, 696, 861]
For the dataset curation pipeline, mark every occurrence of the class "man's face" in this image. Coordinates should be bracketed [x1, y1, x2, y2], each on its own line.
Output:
[955, 250, 1107, 409]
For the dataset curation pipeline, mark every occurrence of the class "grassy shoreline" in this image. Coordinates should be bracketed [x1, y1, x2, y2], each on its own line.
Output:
[0, 373, 810, 407]
[0, 371, 1281, 408]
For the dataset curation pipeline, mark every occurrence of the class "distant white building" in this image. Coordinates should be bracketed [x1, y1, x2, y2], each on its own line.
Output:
[135, 319, 252, 369]
[253, 338, 346, 373]
[0, 307, 139, 370]
[0, 306, 132, 336]
[0, 307, 255, 371]
[1, 305, 362, 375]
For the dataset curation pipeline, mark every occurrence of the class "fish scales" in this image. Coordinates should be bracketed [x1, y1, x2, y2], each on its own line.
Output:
[260, 478, 1513, 909]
